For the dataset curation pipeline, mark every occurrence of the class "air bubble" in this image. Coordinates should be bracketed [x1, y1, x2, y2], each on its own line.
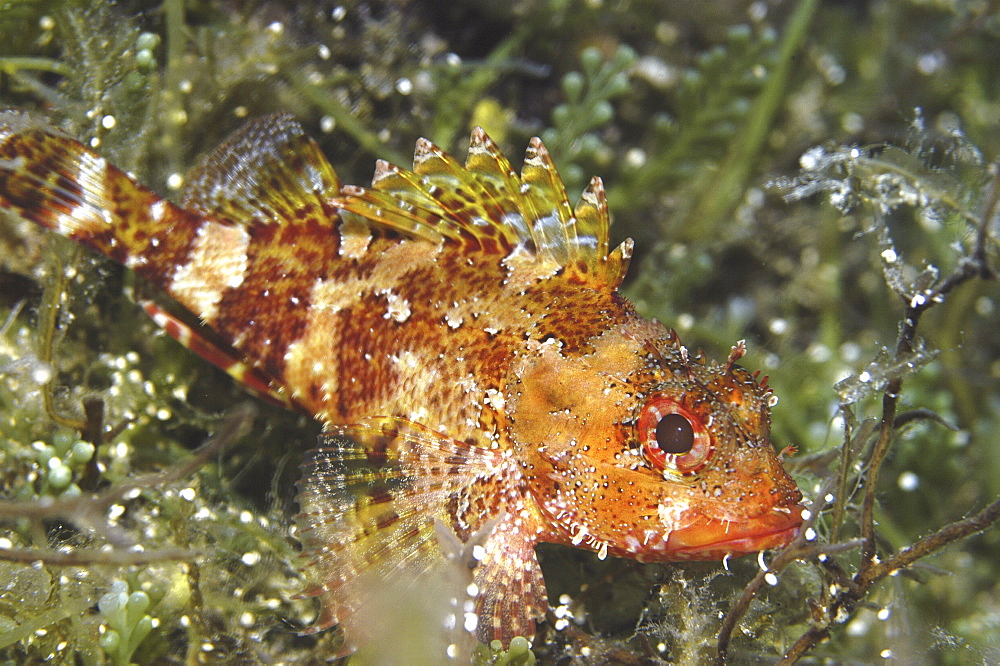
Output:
[768, 318, 789, 335]
[897, 471, 919, 491]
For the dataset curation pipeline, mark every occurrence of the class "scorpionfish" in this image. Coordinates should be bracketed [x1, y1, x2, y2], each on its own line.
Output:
[0, 111, 803, 647]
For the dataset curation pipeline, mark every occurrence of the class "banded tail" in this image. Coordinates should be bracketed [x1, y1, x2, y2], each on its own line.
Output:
[0, 111, 206, 286]
[0, 111, 344, 402]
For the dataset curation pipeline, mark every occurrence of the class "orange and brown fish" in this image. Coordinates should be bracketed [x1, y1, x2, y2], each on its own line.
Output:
[0, 111, 803, 648]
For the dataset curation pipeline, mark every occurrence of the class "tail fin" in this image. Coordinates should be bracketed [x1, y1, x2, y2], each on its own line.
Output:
[0, 111, 269, 388]
[0, 111, 348, 402]
[0, 111, 209, 290]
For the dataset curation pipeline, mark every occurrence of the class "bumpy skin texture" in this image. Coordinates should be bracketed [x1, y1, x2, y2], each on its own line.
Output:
[0, 112, 803, 647]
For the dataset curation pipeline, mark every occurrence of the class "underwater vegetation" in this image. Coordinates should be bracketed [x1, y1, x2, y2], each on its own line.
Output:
[0, 0, 997, 663]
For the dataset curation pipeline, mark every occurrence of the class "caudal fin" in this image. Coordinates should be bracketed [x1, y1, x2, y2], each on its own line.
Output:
[0, 111, 278, 392]
[0, 111, 208, 290]
[0, 111, 351, 403]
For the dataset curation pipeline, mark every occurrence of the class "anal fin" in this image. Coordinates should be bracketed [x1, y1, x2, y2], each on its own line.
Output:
[140, 300, 295, 411]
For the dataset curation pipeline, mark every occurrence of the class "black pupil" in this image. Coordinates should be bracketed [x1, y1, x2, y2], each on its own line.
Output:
[655, 414, 694, 455]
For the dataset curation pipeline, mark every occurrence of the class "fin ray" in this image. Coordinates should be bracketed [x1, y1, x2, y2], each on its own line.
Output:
[332, 127, 626, 285]
[0, 110, 204, 283]
[295, 417, 504, 640]
[520, 137, 575, 265]
[472, 508, 549, 644]
[140, 300, 294, 410]
[182, 113, 342, 229]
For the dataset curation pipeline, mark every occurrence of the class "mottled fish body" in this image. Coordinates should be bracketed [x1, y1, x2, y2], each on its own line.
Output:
[0, 112, 803, 646]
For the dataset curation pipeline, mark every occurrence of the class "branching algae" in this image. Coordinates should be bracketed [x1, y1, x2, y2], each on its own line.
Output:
[0, 1, 998, 664]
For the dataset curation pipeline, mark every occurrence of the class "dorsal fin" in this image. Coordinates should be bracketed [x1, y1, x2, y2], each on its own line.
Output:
[332, 127, 631, 287]
[182, 113, 341, 228]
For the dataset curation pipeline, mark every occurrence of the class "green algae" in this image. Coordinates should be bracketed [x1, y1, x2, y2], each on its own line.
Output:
[0, 1, 997, 663]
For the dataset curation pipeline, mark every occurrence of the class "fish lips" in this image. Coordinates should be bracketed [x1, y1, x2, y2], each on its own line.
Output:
[662, 505, 806, 560]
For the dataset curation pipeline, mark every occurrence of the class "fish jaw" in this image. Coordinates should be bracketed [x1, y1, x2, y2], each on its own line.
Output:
[640, 462, 806, 561]
[611, 502, 805, 563]
[657, 503, 805, 560]
[655, 451, 807, 560]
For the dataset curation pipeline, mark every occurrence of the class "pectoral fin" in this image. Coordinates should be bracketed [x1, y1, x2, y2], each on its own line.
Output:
[295, 416, 549, 649]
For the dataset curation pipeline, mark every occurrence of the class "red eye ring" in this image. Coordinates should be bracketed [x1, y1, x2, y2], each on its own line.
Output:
[637, 395, 713, 475]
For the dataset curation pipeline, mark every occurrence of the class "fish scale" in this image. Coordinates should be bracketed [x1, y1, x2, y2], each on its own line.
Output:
[0, 110, 804, 650]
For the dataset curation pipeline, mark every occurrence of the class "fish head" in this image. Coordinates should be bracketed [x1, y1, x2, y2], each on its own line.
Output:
[507, 314, 804, 562]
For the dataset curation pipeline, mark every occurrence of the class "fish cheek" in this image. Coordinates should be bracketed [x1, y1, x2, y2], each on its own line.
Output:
[506, 344, 620, 455]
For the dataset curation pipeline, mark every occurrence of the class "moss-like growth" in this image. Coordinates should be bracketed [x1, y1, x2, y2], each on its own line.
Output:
[473, 636, 536, 666]
[0, 1, 998, 663]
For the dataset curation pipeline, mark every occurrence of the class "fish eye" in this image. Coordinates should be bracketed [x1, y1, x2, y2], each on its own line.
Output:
[656, 413, 694, 454]
[637, 395, 714, 475]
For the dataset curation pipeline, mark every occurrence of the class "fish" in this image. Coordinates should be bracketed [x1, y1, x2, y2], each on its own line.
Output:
[0, 111, 804, 648]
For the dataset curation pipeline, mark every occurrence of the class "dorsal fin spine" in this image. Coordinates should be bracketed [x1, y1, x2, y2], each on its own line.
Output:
[331, 127, 626, 287]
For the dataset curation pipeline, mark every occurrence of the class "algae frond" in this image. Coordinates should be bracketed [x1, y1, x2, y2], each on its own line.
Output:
[1, 1, 997, 662]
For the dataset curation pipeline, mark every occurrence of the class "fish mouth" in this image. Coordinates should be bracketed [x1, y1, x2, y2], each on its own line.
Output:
[663, 505, 805, 559]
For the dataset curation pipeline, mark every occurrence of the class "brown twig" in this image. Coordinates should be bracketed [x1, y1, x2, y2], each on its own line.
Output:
[780, 495, 1000, 663]
[892, 408, 958, 431]
[773, 165, 1000, 663]
[718, 158, 999, 663]
[716, 533, 866, 663]
[830, 412, 876, 544]
[861, 494, 1000, 587]
[860, 162, 998, 567]
[0, 545, 201, 565]
[714, 462, 861, 663]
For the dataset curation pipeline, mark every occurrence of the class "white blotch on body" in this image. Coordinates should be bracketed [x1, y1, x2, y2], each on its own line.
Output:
[381, 290, 411, 322]
[168, 221, 251, 321]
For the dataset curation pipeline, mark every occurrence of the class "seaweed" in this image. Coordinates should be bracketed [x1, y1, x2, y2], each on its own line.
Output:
[540, 44, 636, 195]
[0, 0, 998, 663]
[716, 111, 999, 663]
